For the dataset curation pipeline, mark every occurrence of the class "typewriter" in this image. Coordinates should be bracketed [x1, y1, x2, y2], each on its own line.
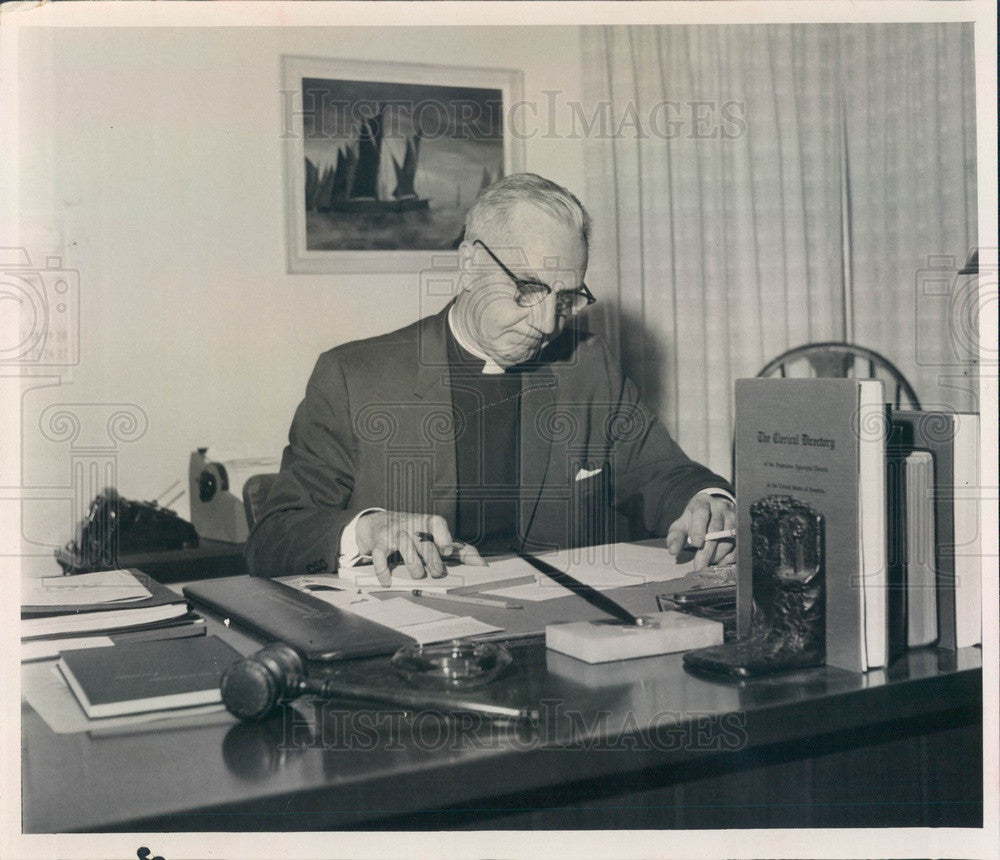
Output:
[56, 488, 199, 574]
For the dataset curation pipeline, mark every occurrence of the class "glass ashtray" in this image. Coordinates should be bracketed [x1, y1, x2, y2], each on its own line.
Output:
[390, 640, 513, 689]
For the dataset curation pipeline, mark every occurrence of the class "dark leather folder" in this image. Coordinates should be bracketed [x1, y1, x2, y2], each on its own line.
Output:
[183, 576, 415, 661]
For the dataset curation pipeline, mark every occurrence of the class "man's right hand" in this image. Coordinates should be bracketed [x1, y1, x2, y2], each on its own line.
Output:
[354, 511, 485, 587]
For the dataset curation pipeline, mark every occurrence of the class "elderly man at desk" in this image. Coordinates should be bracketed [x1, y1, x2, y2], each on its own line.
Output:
[247, 173, 734, 585]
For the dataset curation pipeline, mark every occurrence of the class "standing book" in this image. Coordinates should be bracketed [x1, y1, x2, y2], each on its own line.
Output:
[903, 452, 938, 647]
[735, 378, 888, 672]
[885, 446, 939, 653]
[889, 410, 981, 648]
[57, 634, 240, 718]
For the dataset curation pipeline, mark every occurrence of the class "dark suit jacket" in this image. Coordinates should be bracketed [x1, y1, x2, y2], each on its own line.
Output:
[246, 303, 730, 576]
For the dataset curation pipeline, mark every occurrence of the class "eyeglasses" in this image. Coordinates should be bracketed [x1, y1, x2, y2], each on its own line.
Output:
[472, 239, 596, 316]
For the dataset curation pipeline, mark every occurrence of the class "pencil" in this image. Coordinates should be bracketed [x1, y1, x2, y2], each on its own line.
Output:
[409, 589, 523, 610]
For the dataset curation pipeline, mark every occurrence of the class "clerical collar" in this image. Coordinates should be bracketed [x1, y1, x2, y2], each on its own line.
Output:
[447, 305, 506, 375]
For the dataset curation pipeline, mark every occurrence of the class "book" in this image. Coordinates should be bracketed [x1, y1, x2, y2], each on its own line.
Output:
[57, 634, 240, 718]
[889, 410, 981, 648]
[886, 448, 939, 655]
[904, 452, 938, 647]
[21, 616, 207, 662]
[21, 568, 190, 639]
[735, 378, 888, 672]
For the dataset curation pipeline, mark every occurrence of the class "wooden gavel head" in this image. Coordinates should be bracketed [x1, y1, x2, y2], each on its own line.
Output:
[220, 642, 308, 721]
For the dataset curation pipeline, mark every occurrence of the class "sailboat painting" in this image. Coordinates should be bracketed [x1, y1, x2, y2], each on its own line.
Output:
[284, 59, 522, 272]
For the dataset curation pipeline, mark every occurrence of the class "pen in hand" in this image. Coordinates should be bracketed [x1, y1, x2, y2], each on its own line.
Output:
[686, 528, 736, 546]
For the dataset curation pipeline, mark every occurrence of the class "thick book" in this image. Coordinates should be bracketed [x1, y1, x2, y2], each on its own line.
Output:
[57, 634, 240, 718]
[735, 378, 888, 672]
[21, 569, 190, 639]
[889, 411, 981, 648]
[886, 449, 939, 653]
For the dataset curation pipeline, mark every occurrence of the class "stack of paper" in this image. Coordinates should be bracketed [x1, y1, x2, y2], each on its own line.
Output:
[21, 569, 197, 658]
[336, 543, 696, 603]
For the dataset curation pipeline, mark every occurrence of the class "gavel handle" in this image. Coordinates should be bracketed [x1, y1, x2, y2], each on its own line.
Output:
[310, 678, 537, 723]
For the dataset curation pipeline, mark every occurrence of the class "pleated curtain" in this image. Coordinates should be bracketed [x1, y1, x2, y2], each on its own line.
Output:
[581, 24, 978, 480]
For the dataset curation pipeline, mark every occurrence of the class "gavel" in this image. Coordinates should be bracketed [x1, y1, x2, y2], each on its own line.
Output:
[220, 642, 536, 722]
[220, 642, 316, 721]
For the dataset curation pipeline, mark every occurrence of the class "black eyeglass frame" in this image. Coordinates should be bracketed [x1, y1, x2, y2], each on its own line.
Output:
[471, 239, 596, 316]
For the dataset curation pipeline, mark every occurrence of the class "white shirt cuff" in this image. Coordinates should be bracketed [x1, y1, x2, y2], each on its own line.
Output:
[338, 508, 385, 568]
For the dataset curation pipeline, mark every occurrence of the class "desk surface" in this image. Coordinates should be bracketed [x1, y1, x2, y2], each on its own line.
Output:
[22, 574, 983, 833]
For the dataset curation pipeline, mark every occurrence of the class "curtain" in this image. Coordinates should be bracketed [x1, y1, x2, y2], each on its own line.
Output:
[840, 25, 979, 415]
[581, 24, 978, 479]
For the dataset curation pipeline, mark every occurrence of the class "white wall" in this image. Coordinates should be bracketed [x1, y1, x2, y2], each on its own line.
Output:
[13, 26, 587, 549]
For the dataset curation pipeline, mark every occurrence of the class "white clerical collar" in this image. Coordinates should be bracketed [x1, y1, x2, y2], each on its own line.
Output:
[447, 305, 506, 375]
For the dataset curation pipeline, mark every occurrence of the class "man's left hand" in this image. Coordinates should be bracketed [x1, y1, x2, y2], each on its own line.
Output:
[665, 491, 736, 570]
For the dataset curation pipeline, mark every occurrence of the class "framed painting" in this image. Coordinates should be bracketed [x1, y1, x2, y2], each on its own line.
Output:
[282, 56, 525, 273]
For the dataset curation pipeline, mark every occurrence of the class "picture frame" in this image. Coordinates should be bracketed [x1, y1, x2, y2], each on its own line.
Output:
[281, 55, 525, 273]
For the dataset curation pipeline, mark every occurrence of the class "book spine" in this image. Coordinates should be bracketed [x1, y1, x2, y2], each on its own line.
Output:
[951, 414, 981, 647]
[905, 452, 937, 647]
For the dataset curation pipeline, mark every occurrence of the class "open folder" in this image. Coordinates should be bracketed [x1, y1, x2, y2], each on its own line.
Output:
[184, 577, 418, 660]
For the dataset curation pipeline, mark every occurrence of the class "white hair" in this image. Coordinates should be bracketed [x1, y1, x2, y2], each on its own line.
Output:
[464, 173, 591, 246]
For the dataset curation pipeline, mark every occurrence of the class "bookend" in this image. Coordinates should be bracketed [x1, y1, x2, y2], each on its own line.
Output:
[684, 495, 825, 678]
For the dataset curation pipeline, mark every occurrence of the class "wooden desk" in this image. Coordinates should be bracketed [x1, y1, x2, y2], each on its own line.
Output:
[21, 577, 983, 832]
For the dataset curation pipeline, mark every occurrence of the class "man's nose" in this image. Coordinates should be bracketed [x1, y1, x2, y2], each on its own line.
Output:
[533, 292, 561, 335]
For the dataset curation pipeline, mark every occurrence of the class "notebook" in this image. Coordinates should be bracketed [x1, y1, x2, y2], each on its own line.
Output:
[57, 634, 240, 718]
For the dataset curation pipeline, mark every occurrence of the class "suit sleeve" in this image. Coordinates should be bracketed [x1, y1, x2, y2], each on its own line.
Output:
[598, 342, 733, 535]
[244, 352, 360, 577]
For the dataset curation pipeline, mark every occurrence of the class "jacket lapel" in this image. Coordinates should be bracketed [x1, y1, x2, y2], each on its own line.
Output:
[410, 304, 458, 530]
[518, 362, 559, 545]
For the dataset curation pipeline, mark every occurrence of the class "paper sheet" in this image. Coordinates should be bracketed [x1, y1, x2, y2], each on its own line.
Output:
[298, 589, 365, 608]
[21, 569, 151, 607]
[343, 597, 454, 627]
[402, 617, 504, 645]
[21, 635, 115, 662]
[338, 597, 503, 643]
[337, 560, 537, 593]
[490, 543, 700, 602]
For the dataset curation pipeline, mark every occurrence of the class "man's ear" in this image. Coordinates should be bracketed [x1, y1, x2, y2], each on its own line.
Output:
[457, 240, 476, 292]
